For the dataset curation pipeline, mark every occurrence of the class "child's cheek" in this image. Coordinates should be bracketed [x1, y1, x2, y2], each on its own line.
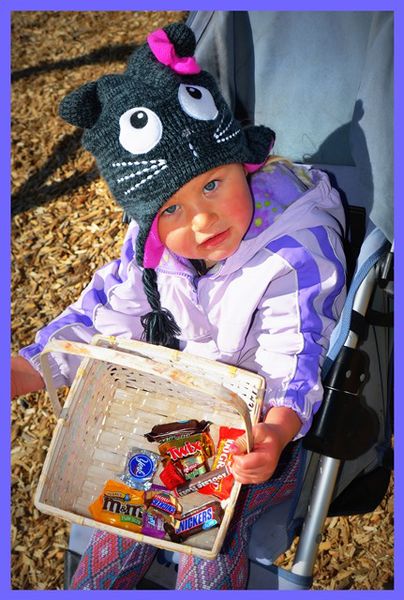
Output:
[162, 228, 190, 256]
[230, 193, 254, 229]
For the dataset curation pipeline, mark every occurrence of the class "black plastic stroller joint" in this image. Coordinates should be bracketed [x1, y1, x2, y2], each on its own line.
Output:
[367, 243, 394, 326]
[303, 347, 379, 460]
[378, 243, 394, 292]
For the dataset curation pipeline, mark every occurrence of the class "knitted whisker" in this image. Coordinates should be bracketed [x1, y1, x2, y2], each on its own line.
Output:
[216, 129, 241, 144]
[117, 163, 163, 183]
[214, 113, 233, 139]
[214, 113, 241, 144]
[188, 142, 199, 158]
[122, 163, 168, 195]
[214, 111, 226, 134]
[112, 158, 167, 167]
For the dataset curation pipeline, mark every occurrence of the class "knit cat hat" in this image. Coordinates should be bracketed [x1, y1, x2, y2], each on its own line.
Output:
[59, 22, 275, 348]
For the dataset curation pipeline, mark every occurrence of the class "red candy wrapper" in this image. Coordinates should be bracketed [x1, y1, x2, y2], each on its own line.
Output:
[198, 426, 245, 500]
[159, 461, 186, 490]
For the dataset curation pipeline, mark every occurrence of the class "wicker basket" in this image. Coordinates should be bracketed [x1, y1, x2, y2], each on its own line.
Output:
[35, 334, 264, 559]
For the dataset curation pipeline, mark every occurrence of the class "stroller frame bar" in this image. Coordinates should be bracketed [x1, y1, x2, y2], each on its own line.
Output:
[292, 454, 341, 579]
[282, 256, 389, 587]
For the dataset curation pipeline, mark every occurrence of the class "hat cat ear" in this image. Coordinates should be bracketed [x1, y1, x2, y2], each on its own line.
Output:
[59, 80, 101, 128]
[126, 22, 197, 77]
[163, 22, 196, 57]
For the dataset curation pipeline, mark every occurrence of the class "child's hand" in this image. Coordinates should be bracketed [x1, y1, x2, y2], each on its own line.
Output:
[230, 407, 302, 485]
[230, 423, 286, 484]
[11, 356, 45, 399]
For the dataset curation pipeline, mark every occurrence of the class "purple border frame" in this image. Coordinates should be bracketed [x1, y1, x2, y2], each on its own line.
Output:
[3, 0, 401, 597]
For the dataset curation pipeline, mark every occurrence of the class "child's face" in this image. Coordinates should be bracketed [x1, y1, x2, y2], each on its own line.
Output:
[157, 163, 253, 267]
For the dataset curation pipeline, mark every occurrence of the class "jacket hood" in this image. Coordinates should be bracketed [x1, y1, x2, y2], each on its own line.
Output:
[220, 167, 345, 277]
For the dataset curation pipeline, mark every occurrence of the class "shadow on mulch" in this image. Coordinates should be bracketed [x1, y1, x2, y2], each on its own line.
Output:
[11, 130, 100, 216]
[12, 43, 137, 82]
[383, 578, 394, 590]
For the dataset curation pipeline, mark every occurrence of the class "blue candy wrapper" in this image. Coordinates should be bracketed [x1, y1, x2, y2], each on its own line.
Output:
[120, 446, 160, 490]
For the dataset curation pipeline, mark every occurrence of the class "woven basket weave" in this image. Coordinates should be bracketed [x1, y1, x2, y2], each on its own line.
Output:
[35, 334, 264, 559]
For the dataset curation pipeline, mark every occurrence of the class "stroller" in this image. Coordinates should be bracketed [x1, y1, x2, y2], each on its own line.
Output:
[64, 10, 394, 590]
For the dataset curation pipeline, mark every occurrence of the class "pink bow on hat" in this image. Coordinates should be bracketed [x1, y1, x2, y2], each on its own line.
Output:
[147, 29, 201, 75]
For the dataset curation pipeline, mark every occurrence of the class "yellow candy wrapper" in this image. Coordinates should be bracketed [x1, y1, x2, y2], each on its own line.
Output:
[89, 479, 145, 533]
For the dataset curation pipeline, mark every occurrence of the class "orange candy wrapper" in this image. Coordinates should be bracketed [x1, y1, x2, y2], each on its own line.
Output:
[198, 426, 245, 500]
[89, 480, 146, 533]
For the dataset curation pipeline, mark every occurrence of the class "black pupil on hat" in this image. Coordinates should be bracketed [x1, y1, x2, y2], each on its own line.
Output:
[186, 87, 202, 100]
[130, 111, 148, 129]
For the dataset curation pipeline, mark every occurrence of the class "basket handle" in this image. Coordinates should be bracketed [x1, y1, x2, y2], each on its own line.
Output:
[40, 339, 254, 451]
[39, 339, 167, 418]
[39, 347, 63, 418]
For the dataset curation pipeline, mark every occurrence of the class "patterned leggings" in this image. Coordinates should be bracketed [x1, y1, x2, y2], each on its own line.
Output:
[70, 441, 303, 590]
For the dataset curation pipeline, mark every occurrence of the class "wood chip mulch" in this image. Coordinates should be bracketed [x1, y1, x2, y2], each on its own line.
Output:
[11, 11, 394, 590]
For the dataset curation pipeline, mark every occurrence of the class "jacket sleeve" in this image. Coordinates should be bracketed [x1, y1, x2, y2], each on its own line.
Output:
[19, 221, 149, 388]
[238, 225, 347, 439]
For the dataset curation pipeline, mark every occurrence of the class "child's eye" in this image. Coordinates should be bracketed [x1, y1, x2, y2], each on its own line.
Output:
[204, 180, 218, 192]
[162, 204, 178, 216]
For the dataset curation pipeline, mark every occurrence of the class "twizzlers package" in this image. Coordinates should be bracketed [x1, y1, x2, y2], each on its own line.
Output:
[198, 426, 245, 500]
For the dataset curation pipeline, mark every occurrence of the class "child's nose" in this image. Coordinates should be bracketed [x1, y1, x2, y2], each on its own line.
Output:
[191, 211, 218, 232]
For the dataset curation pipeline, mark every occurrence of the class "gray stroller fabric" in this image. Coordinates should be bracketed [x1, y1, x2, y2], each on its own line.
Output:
[189, 11, 393, 242]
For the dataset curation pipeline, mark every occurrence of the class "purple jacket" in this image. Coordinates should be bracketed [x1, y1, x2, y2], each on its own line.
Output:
[21, 162, 346, 437]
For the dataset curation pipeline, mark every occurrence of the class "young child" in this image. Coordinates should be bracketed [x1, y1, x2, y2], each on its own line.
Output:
[11, 23, 346, 590]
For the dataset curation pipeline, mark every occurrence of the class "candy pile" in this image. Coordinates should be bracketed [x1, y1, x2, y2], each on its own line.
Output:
[88, 420, 245, 544]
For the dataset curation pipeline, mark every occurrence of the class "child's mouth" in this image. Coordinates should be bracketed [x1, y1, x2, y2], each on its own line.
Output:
[199, 229, 230, 249]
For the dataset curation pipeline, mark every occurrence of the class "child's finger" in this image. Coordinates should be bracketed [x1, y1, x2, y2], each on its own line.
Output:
[229, 435, 248, 455]
[231, 462, 263, 478]
[230, 462, 274, 485]
[233, 440, 275, 467]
